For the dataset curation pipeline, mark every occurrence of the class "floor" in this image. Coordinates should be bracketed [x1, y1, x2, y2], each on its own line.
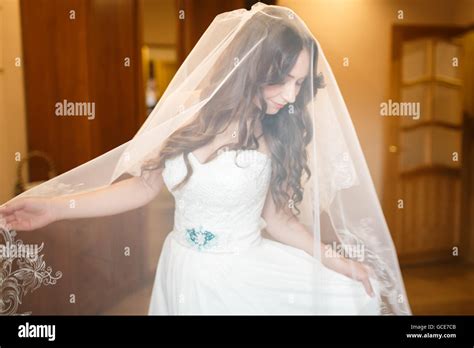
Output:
[102, 262, 474, 315]
[102, 283, 153, 315]
[402, 261, 474, 315]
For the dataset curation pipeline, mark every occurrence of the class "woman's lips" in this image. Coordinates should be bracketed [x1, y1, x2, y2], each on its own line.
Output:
[273, 101, 285, 109]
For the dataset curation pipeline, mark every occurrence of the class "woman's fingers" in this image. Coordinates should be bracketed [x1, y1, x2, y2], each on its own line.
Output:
[4, 217, 28, 231]
[0, 209, 15, 219]
[5, 221, 16, 230]
[363, 264, 376, 278]
[0, 207, 26, 231]
[0, 201, 26, 214]
[5, 214, 17, 224]
[0, 205, 9, 217]
[362, 276, 375, 297]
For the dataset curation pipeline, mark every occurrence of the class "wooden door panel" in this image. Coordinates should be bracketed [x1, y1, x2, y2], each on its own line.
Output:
[386, 26, 469, 265]
[18, 0, 146, 314]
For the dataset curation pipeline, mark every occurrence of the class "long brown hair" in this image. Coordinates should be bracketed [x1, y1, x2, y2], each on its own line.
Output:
[142, 9, 325, 216]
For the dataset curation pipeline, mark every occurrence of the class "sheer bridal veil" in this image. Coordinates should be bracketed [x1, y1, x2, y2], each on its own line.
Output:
[0, 2, 411, 315]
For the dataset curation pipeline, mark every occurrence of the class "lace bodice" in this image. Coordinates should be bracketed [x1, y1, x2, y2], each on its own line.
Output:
[162, 149, 272, 253]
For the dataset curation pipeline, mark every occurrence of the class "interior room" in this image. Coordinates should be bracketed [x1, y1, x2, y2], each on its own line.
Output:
[0, 0, 473, 315]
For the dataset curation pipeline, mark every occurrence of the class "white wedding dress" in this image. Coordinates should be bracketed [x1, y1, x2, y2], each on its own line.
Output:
[148, 149, 381, 315]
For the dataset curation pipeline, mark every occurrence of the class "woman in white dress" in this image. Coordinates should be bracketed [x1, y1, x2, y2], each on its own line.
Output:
[0, 3, 410, 315]
[144, 44, 379, 315]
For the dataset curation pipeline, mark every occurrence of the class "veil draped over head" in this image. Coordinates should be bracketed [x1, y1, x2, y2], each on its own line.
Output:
[0, 2, 411, 315]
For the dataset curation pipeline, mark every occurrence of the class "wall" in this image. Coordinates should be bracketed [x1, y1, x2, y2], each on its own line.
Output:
[0, 0, 27, 204]
[143, 0, 177, 47]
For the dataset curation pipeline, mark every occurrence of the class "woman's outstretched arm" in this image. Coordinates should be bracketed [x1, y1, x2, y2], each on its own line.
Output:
[52, 169, 164, 220]
[0, 169, 164, 230]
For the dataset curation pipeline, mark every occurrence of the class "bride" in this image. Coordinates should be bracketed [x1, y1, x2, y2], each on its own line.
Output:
[0, 3, 410, 315]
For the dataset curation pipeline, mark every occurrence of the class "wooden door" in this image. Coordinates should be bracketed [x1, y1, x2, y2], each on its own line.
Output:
[20, 0, 145, 180]
[17, 0, 146, 314]
[385, 26, 471, 265]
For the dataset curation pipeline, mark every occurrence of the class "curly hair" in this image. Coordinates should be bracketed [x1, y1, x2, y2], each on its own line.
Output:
[141, 8, 325, 216]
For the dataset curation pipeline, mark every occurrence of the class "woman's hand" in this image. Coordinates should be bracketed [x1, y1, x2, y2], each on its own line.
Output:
[343, 258, 376, 297]
[321, 251, 376, 298]
[0, 197, 57, 231]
